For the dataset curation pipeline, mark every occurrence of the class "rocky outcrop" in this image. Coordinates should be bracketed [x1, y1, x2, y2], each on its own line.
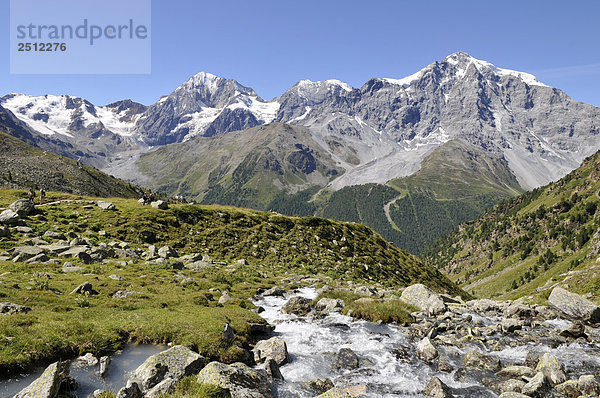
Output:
[548, 286, 600, 323]
[400, 284, 446, 315]
[130, 345, 205, 392]
[9, 199, 35, 217]
[14, 361, 70, 398]
[197, 361, 273, 398]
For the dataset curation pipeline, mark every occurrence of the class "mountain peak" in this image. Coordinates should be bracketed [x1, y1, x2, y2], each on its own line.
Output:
[443, 52, 548, 87]
[178, 72, 256, 97]
[295, 79, 354, 92]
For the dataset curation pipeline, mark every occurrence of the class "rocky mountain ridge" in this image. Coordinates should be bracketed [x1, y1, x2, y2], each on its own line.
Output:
[3, 52, 599, 191]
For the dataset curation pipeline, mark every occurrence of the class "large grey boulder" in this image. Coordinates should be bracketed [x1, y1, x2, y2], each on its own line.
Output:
[0, 209, 20, 225]
[281, 296, 312, 316]
[158, 245, 177, 259]
[14, 360, 70, 398]
[130, 345, 205, 391]
[197, 361, 273, 398]
[0, 302, 32, 315]
[520, 372, 549, 397]
[534, 353, 566, 385]
[423, 376, 453, 398]
[416, 337, 439, 362]
[39, 242, 71, 255]
[400, 284, 446, 315]
[151, 200, 169, 210]
[548, 286, 600, 323]
[97, 200, 116, 210]
[12, 246, 45, 261]
[253, 337, 290, 366]
[9, 199, 35, 217]
[314, 298, 345, 315]
[463, 350, 501, 371]
[332, 347, 359, 371]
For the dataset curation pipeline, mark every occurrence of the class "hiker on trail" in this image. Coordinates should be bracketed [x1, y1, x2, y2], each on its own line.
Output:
[40, 188, 46, 203]
[142, 192, 148, 205]
[148, 193, 155, 203]
[27, 189, 35, 203]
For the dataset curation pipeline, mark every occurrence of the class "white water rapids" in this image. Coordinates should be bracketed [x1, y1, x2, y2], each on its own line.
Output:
[253, 287, 600, 398]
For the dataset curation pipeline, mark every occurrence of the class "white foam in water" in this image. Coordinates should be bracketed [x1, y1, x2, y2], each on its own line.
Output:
[255, 288, 490, 397]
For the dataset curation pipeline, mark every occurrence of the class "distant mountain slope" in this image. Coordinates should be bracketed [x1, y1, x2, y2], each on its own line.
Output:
[136, 123, 342, 209]
[318, 139, 524, 253]
[424, 150, 600, 301]
[0, 132, 142, 197]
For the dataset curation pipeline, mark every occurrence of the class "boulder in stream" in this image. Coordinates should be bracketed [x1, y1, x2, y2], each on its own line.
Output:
[534, 353, 566, 385]
[197, 361, 274, 398]
[400, 284, 446, 316]
[253, 337, 290, 366]
[332, 347, 359, 371]
[131, 345, 205, 391]
[416, 337, 438, 362]
[548, 286, 600, 323]
[14, 360, 71, 398]
[423, 376, 453, 398]
[463, 350, 501, 371]
[281, 296, 312, 316]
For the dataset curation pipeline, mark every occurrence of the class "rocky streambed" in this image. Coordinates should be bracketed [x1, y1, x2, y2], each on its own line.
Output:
[5, 283, 600, 397]
[253, 285, 600, 398]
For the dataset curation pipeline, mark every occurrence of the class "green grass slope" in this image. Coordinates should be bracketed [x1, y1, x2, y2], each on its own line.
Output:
[0, 188, 464, 375]
[0, 132, 142, 198]
[424, 150, 600, 302]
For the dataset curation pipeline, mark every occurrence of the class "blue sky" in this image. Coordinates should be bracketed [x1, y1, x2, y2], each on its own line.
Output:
[2, 0, 600, 106]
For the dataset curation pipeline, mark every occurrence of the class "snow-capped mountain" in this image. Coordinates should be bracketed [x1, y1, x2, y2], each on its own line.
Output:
[0, 94, 144, 166]
[2, 52, 600, 190]
[261, 52, 598, 190]
[1, 94, 144, 138]
[133, 72, 280, 145]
